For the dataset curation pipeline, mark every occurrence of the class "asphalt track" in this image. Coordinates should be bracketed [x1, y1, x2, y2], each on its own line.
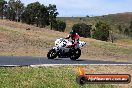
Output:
[0, 56, 132, 66]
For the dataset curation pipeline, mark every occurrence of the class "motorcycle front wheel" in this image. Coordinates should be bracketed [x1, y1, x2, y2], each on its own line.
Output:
[70, 49, 81, 60]
[47, 49, 57, 59]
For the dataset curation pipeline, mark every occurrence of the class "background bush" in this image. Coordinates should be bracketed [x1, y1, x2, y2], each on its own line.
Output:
[52, 20, 66, 32]
[92, 21, 110, 41]
[72, 23, 92, 37]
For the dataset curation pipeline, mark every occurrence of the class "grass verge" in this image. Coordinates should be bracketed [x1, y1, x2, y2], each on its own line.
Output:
[0, 66, 115, 88]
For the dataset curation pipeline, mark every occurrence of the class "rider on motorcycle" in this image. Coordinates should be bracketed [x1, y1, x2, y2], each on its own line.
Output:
[65, 30, 80, 49]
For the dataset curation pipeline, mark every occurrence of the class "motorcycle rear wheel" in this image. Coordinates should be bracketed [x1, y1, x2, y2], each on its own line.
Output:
[47, 49, 57, 59]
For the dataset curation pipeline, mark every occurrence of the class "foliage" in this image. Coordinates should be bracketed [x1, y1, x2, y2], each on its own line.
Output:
[0, 0, 7, 19]
[47, 4, 59, 30]
[124, 28, 129, 35]
[21, 2, 43, 25]
[5, 0, 24, 21]
[72, 23, 92, 37]
[129, 21, 132, 36]
[1, 0, 59, 29]
[118, 25, 123, 33]
[122, 21, 132, 37]
[92, 21, 110, 41]
[21, 2, 58, 28]
[58, 13, 132, 39]
[52, 20, 66, 32]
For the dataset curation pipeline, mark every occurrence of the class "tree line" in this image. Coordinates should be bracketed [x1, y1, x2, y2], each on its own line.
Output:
[0, 0, 66, 31]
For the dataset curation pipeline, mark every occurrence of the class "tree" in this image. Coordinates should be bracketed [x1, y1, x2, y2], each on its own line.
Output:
[6, 0, 24, 21]
[0, 0, 7, 19]
[1, 0, 59, 29]
[118, 25, 123, 33]
[47, 4, 58, 30]
[52, 20, 66, 32]
[21, 2, 50, 27]
[92, 21, 110, 41]
[124, 28, 129, 35]
[6, 0, 15, 20]
[21, 2, 42, 25]
[14, 0, 24, 22]
[129, 21, 132, 37]
[39, 4, 49, 27]
[72, 23, 92, 37]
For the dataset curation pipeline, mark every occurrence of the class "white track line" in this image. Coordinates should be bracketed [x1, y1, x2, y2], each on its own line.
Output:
[0, 64, 132, 67]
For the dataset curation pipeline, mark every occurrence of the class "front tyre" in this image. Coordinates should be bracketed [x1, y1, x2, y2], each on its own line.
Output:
[70, 49, 81, 60]
[47, 49, 57, 59]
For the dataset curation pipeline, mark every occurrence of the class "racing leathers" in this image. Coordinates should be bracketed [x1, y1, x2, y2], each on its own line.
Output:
[65, 33, 79, 49]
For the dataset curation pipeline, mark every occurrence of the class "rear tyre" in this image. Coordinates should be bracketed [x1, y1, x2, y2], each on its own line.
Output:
[70, 49, 81, 60]
[47, 49, 57, 59]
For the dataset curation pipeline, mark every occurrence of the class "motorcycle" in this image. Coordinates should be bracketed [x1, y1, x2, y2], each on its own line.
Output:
[47, 38, 86, 60]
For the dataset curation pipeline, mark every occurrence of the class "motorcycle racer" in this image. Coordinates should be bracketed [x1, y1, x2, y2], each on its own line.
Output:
[65, 30, 80, 49]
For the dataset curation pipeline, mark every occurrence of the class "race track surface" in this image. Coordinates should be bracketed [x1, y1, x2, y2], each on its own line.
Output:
[0, 56, 131, 66]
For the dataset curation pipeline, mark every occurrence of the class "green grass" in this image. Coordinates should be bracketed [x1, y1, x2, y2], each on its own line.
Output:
[0, 66, 115, 88]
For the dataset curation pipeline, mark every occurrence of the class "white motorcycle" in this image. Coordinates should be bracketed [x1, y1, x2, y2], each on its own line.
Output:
[47, 38, 86, 60]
